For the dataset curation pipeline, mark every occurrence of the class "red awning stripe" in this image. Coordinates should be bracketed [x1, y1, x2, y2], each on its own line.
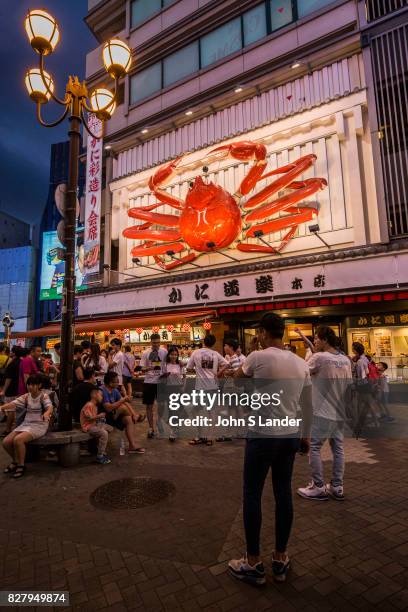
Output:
[12, 309, 217, 339]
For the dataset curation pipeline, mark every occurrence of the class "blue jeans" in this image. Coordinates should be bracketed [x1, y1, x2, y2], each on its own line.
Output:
[310, 416, 344, 488]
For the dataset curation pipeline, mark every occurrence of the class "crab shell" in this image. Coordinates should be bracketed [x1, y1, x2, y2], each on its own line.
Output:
[179, 177, 242, 252]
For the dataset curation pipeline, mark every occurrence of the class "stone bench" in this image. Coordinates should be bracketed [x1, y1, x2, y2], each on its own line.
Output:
[28, 430, 91, 467]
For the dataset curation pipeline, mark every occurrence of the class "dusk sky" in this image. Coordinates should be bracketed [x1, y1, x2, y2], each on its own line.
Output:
[0, 1, 94, 226]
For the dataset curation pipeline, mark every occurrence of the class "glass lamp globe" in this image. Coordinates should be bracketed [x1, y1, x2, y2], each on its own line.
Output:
[25, 9, 60, 55]
[25, 68, 54, 103]
[103, 38, 132, 78]
[90, 88, 116, 120]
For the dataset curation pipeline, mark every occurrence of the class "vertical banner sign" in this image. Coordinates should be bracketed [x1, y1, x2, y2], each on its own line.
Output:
[84, 114, 103, 275]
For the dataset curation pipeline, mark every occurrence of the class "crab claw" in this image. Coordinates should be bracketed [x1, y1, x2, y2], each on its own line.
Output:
[210, 141, 267, 162]
[148, 155, 183, 191]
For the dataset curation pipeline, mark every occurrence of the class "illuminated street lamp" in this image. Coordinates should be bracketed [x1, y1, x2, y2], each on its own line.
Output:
[24, 8, 131, 430]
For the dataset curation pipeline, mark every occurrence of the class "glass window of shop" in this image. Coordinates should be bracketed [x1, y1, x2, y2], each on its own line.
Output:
[200, 17, 242, 68]
[243, 4, 267, 46]
[269, 0, 293, 31]
[163, 42, 199, 87]
[130, 62, 162, 104]
[347, 324, 408, 382]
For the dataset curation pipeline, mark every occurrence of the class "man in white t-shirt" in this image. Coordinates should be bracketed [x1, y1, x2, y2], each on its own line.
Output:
[108, 339, 125, 387]
[228, 313, 313, 587]
[187, 334, 228, 390]
[297, 326, 352, 503]
[140, 333, 167, 438]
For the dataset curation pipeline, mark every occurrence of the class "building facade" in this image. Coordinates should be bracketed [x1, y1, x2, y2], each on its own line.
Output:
[39, 0, 406, 380]
[0, 212, 30, 249]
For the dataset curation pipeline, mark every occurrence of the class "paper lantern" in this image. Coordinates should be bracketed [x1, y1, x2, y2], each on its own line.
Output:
[135, 327, 143, 335]
[152, 326, 160, 333]
[123, 329, 129, 334]
[182, 323, 191, 332]
[166, 324, 174, 332]
[203, 321, 212, 330]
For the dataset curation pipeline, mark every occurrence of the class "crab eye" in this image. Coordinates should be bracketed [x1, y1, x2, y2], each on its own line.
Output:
[203, 166, 209, 173]
[189, 182, 194, 188]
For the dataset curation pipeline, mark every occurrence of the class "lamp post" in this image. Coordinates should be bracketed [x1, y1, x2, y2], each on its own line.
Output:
[24, 9, 132, 430]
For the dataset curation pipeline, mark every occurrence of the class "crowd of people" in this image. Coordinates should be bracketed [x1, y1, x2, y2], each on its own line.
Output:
[0, 322, 395, 584]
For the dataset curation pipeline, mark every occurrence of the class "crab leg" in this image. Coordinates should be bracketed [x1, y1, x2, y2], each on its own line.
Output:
[153, 252, 200, 271]
[131, 242, 184, 257]
[148, 156, 184, 209]
[244, 178, 327, 222]
[209, 141, 267, 197]
[128, 208, 180, 227]
[122, 228, 181, 241]
[246, 207, 317, 238]
[243, 154, 318, 210]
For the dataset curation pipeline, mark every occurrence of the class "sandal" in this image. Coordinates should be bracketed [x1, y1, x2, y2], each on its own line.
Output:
[136, 414, 146, 423]
[189, 438, 206, 445]
[13, 465, 25, 479]
[4, 462, 17, 474]
[128, 447, 145, 454]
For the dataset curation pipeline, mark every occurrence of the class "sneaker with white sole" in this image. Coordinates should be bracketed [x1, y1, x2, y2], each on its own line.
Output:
[326, 483, 345, 501]
[297, 482, 329, 501]
[228, 556, 266, 586]
[272, 553, 291, 582]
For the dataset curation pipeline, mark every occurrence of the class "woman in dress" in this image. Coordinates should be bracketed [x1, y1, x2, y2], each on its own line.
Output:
[158, 346, 185, 442]
[1, 374, 53, 478]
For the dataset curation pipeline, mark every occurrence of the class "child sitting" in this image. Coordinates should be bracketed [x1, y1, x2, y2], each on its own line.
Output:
[80, 388, 113, 464]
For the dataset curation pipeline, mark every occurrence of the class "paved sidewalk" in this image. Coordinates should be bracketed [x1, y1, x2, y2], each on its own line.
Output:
[1, 416, 408, 611]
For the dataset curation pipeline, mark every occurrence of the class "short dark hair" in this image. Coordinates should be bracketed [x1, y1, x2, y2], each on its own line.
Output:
[258, 313, 285, 339]
[111, 338, 122, 348]
[224, 338, 239, 352]
[74, 344, 82, 355]
[378, 361, 388, 371]
[26, 374, 43, 387]
[104, 371, 118, 385]
[0, 343, 6, 352]
[30, 344, 42, 352]
[81, 340, 91, 350]
[204, 334, 216, 348]
[316, 325, 338, 348]
[83, 368, 95, 381]
[124, 345, 132, 352]
[39, 374, 52, 389]
[150, 333, 160, 341]
[54, 342, 61, 350]
[352, 342, 365, 356]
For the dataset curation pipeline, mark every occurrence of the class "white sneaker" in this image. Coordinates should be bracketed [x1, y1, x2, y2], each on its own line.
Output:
[297, 482, 329, 501]
[326, 483, 345, 501]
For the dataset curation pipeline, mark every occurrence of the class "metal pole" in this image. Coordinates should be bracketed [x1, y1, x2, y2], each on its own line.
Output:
[103, 151, 113, 287]
[58, 98, 81, 431]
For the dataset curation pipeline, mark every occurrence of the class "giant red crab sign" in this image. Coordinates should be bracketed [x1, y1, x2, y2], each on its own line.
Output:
[123, 141, 327, 270]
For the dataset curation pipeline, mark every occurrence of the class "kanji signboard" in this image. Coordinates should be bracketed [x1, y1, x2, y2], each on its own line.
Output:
[84, 114, 103, 275]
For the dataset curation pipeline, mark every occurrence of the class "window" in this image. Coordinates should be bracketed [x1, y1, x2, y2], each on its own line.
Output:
[297, 0, 332, 19]
[130, 62, 162, 104]
[163, 42, 199, 87]
[131, 0, 161, 28]
[131, 0, 176, 28]
[270, 0, 293, 31]
[243, 4, 267, 46]
[200, 17, 242, 68]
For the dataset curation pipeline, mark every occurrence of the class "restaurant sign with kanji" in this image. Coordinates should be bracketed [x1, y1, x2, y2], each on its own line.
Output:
[84, 114, 103, 276]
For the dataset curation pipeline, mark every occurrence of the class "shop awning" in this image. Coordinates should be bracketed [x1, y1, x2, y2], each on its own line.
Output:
[11, 309, 217, 339]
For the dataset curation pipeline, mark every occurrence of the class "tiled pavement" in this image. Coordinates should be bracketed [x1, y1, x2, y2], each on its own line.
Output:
[1, 409, 408, 611]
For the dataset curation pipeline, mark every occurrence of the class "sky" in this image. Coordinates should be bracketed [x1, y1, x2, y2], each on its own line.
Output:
[0, 1, 94, 226]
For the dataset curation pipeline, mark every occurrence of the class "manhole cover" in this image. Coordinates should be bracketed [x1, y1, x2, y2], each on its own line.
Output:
[90, 478, 175, 510]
